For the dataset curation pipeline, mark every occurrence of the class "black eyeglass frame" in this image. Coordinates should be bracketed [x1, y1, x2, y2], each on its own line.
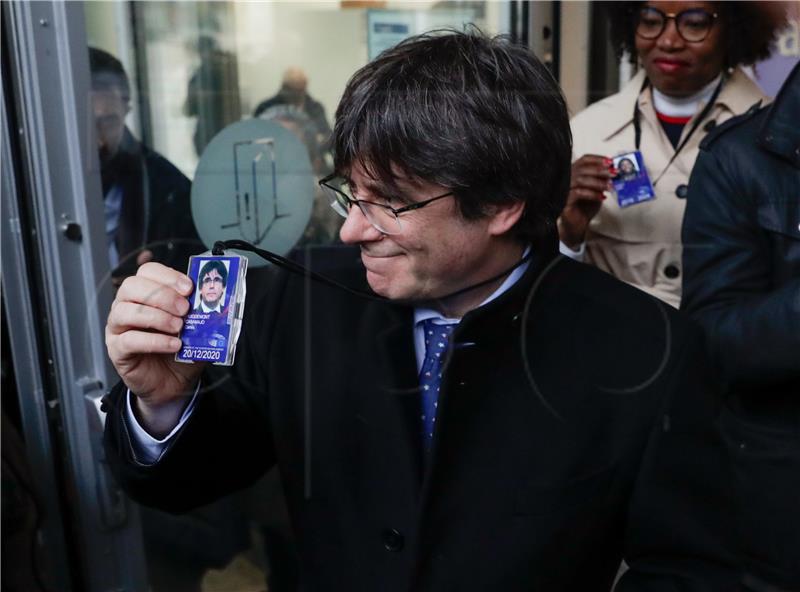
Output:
[319, 173, 454, 226]
[200, 276, 224, 285]
[635, 6, 719, 43]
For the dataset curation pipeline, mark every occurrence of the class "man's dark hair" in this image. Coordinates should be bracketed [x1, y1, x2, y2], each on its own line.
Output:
[606, 1, 787, 67]
[88, 47, 131, 102]
[199, 260, 228, 287]
[331, 29, 572, 248]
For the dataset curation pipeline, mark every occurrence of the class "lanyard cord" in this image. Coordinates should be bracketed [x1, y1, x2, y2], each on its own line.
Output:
[632, 75, 725, 186]
[212, 239, 535, 304]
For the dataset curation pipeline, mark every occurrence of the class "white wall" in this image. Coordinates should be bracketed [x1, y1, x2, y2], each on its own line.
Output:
[233, 1, 504, 127]
[232, 2, 366, 123]
[559, 1, 590, 116]
[86, 1, 507, 179]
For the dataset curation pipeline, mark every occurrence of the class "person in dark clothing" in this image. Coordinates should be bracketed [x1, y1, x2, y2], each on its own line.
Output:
[105, 30, 735, 591]
[183, 35, 242, 157]
[253, 67, 331, 147]
[682, 63, 800, 590]
[89, 47, 202, 282]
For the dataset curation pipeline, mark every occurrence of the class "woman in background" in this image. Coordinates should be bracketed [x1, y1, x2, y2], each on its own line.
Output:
[560, 1, 786, 307]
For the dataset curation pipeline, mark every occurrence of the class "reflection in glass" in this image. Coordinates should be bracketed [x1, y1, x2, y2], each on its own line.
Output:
[88, 47, 202, 285]
[82, 2, 506, 589]
[184, 35, 242, 157]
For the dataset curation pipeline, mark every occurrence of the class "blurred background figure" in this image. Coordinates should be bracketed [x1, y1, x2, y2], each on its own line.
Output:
[559, 1, 787, 308]
[256, 68, 339, 247]
[257, 104, 339, 246]
[254, 67, 332, 156]
[682, 63, 799, 590]
[183, 35, 242, 157]
[89, 47, 202, 284]
[258, 104, 327, 175]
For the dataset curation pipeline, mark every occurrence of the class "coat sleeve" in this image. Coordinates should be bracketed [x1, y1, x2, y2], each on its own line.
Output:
[618, 321, 739, 590]
[681, 146, 800, 389]
[103, 268, 287, 514]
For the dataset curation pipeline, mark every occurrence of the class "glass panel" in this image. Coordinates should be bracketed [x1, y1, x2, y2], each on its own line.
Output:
[82, 2, 510, 590]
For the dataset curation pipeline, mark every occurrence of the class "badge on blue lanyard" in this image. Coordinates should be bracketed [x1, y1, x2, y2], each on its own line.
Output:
[175, 251, 248, 366]
[611, 150, 656, 208]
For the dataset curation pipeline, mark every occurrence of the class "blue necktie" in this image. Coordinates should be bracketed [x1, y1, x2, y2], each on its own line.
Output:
[419, 319, 455, 451]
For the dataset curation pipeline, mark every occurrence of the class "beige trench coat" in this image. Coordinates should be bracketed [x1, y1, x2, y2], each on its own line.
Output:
[570, 67, 767, 308]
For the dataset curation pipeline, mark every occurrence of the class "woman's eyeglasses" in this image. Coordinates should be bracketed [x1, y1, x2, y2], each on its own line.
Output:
[635, 6, 719, 43]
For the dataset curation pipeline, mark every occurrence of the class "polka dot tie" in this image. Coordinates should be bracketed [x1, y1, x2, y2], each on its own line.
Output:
[419, 319, 455, 451]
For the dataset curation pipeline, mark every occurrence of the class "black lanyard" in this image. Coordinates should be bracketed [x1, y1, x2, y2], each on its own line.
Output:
[211, 239, 534, 304]
[632, 76, 725, 186]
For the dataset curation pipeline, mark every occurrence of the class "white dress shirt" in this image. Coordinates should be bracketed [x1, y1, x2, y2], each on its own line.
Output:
[197, 300, 223, 313]
[412, 248, 530, 370]
[104, 184, 123, 268]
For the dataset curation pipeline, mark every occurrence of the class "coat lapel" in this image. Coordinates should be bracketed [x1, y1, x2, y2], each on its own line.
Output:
[355, 303, 424, 491]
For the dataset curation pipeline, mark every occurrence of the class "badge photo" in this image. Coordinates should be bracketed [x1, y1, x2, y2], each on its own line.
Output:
[176, 253, 248, 366]
[611, 150, 656, 208]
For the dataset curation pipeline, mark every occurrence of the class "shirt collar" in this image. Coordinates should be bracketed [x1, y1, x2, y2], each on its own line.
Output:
[716, 66, 769, 115]
[597, 66, 766, 142]
[652, 73, 722, 118]
[199, 301, 222, 313]
[414, 246, 532, 327]
[596, 69, 648, 141]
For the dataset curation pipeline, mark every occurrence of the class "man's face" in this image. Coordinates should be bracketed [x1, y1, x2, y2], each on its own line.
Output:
[199, 268, 225, 308]
[338, 163, 521, 303]
[635, 1, 727, 98]
[91, 83, 129, 163]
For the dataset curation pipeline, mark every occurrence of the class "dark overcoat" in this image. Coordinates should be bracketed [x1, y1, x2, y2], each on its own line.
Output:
[105, 247, 735, 591]
[682, 63, 800, 589]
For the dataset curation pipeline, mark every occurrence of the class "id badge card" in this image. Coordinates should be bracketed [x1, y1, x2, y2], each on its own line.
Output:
[611, 150, 656, 208]
[176, 251, 248, 366]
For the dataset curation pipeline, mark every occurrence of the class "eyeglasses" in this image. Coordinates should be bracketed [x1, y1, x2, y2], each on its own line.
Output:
[200, 276, 224, 286]
[319, 174, 454, 235]
[635, 6, 719, 43]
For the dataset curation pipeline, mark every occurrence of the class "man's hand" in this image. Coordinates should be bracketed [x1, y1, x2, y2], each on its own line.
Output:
[559, 154, 613, 248]
[105, 262, 204, 435]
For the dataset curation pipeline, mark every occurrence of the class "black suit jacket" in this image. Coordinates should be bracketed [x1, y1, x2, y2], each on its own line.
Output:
[104, 246, 735, 591]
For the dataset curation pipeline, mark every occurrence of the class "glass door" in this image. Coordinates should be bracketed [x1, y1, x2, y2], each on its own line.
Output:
[2, 1, 146, 590]
[3, 2, 513, 590]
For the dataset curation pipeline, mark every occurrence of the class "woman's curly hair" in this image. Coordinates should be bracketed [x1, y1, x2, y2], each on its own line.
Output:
[607, 1, 788, 67]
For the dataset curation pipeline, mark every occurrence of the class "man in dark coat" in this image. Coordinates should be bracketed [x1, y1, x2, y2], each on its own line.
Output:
[104, 31, 733, 591]
[253, 67, 331, 146]
[682, 63, 800, 590]
[89, 47, 202, 281]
